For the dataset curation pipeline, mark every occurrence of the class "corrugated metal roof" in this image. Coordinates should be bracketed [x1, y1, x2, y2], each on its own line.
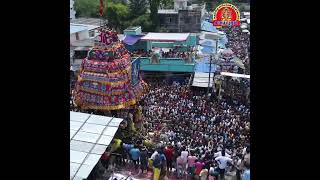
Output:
[70, 18, 103, 26]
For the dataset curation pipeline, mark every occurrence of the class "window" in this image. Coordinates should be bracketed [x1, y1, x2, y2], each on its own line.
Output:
[89, 30, 95, 37]
[166, 17, 172, 24]
[74, 50, 88, 59]
[185, 17, 191, 24]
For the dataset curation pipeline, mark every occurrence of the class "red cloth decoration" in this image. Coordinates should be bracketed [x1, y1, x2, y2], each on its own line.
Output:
[99, 0, 104, 17]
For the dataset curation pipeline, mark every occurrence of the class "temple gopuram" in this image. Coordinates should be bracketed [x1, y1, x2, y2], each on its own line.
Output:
[74, 27, 146, 110]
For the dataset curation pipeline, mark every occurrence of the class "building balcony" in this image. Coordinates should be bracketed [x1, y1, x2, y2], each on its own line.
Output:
[139, 57, 195, 72]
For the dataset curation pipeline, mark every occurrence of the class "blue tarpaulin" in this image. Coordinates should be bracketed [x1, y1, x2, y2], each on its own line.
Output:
[194, 56, 217, 73]
[200, 46, 215, 54]
[201, 21, 218, 33]
[123, 35, 144, 45]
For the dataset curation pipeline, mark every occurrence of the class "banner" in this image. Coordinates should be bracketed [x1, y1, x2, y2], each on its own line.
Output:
[131, 57, 140, 86]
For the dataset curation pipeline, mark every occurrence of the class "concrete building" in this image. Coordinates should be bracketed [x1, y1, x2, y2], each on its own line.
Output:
[70, 23, 99, 69]
[70, 0, 76, 20]
[70, 18, 104, 46]
[70, 24, 92, 44]
[158, 0, 205, 33]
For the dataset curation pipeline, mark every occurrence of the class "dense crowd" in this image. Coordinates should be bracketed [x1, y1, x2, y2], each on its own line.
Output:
[130, 49, 151, 57]
[92, 77, 250, 180]
[70, 24, 250, 180]
[223, 26, 250, 75]
[130, 48, 195, 62]
[221, 78, 250, 105]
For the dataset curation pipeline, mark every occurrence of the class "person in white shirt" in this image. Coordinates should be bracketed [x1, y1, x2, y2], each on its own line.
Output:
[181, 147, 189, 163]
[214, 151, 231, 158]
[215, 150, 233, 180]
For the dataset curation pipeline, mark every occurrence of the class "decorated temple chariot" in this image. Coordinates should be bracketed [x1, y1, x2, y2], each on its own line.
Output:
[74, 27, 147, 110]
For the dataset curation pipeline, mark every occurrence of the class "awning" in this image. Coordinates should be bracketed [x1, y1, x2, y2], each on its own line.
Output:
[199, 39, 216, 47]
[140, 33, 190, 42]
[220, 72, 250, 79]
[192, 72, 215, 87]
[199, 45, 215, 54]
[122, 35, 144, 45]
[201, 20, 218, 33]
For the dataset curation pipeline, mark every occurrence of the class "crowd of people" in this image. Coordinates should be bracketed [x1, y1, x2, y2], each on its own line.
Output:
[130, 48, 195, 62]
[142, 78, 250, 179]
[85, 77, 250, 180]
[223, 26, 250, 75]
[160, 49, 192, 60]
[221, 78, 250, 106]
[130, 49, 151, 57]
[70, 24, 250, 180]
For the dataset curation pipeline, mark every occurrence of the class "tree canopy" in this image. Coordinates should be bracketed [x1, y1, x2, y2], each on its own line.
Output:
[129, 0, 148, 18]
[103, 2, 130, 31]
[74, 0, 100, 17]
[149, 0, 161, 31]
[73, 0, 175, 32]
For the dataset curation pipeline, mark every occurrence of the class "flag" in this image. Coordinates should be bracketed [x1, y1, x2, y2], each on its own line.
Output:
[99, 0, 104, 17]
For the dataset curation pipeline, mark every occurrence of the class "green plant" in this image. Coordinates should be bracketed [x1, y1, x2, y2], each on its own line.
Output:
[104, 2, 130, 32]
[74, 0, 100, 17]
[130, 14, 153, 32]
[129, 0, 148, 18]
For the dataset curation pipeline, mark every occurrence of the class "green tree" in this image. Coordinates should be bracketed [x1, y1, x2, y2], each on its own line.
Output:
[160, 0, 173, 9]
[104, 2, 130, 32]
[74, 0, 100, 17]
[130, 14, 153, 32]
[113, 0, 128, 4]
[149, 0, 161, 30]
[129, 0, 148, 18]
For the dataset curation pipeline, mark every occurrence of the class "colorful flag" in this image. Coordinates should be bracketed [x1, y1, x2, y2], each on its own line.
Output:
[99, 0, 104, 17]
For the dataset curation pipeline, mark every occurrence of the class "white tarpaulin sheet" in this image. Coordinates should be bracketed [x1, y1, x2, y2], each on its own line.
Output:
[70, 111, 123, 180]
[243, 12, 250, 16]
[140, 33, 190, 42]
[241, 23, 248, 29]
[220, 72, 250, 79]
[192, 72, 215, 87]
